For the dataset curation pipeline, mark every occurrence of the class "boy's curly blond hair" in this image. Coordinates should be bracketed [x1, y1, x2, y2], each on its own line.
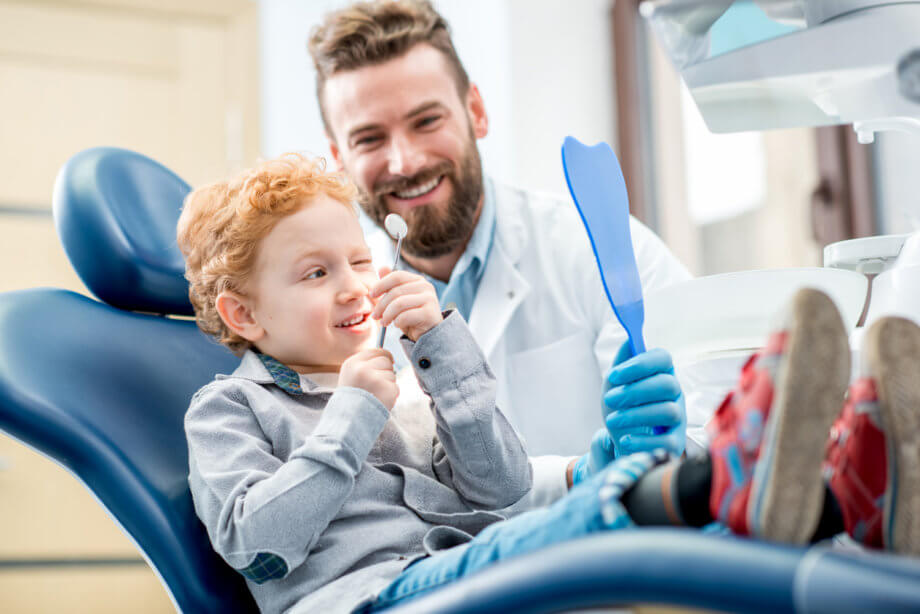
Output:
[177, 153, 357, 353]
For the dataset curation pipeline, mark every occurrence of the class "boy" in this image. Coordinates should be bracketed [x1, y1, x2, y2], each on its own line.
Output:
[177, 154, 666, 614]
[179, 153, 918, 613]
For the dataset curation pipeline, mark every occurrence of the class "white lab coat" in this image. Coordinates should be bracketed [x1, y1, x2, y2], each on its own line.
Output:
[367, 178, 692, 504]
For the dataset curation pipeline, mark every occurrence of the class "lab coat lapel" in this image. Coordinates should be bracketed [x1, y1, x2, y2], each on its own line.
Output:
[468, 183, 530, 359]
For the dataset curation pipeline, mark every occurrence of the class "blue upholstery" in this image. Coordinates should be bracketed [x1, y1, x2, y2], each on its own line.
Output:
[52, 147, 195, 315]
[385, 531, 920, 613]
[0, 147, 256, 613]
[0, 289, 254, 612]
[2, 145, 920, 613]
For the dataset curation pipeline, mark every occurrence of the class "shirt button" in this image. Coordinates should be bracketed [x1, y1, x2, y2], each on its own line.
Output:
[418, 357, 432, 369]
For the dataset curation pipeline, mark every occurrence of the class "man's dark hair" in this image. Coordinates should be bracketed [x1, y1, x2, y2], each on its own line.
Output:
[308, 0, 471, 138]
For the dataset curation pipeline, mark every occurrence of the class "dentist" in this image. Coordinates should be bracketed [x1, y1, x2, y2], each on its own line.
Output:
[309, 0, 692, 502]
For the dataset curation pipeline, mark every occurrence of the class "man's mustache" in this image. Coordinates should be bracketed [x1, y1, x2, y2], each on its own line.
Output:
[372, 161, 454, 198]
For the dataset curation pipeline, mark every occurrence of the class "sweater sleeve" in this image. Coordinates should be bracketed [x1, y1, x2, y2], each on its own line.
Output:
[399, 311, 532, 509]
[185, 382, 388, 583]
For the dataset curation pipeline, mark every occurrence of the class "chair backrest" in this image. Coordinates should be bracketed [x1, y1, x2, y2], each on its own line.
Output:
[0, 147, 257, 613]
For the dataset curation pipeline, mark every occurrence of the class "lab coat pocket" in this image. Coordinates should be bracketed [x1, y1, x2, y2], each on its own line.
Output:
[508, 330, 602, 456]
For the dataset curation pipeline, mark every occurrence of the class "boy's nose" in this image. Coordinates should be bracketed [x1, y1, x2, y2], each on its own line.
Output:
[337, 270, 370, 303]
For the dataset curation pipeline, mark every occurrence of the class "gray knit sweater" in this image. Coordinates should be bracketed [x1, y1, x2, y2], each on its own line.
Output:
[186, 311, 532, 613]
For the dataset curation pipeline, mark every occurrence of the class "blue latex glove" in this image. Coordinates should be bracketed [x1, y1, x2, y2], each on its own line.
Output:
[603, 341, 686, 458]
[571, 427, 616, 486]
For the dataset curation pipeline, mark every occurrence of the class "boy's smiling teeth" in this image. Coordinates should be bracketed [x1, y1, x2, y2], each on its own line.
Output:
[394, 176, 440, 199]
[336, 313, 367, 327]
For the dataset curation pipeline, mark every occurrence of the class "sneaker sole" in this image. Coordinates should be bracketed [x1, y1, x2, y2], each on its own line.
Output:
[865, 316, 920, 556]
[749, 288, 851, 544]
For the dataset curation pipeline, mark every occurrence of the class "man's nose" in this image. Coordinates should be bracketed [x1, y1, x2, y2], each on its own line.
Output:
[387, 133, 426, 178]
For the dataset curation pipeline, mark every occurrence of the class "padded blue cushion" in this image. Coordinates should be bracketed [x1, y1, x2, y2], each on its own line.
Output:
[52, 147, 194, 315]
[385, 529, 920, 613]
[0, 288, 255, 613]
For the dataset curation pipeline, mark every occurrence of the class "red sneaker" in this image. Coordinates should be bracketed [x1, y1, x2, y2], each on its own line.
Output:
[826, 316, 920, 555]
[824, 378, 886, 548]
[709, 288, 850, 543]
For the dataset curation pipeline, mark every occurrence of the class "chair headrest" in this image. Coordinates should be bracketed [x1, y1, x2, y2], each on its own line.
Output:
[53, 147, 194, 315]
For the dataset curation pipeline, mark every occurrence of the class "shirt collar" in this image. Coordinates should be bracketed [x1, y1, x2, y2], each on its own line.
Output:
[455, 179, 496, 280]
[256, 353, 305, 395]
[231, 350, 335, 395]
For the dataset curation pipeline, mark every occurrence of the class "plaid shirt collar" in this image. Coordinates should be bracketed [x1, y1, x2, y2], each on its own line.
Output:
[255, 353, 304, 395]
[231, 350, 337, 396]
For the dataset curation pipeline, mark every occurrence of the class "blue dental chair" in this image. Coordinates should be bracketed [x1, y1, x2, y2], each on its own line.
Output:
[1, 147, 919, 614]
[0, 147, 256, 613]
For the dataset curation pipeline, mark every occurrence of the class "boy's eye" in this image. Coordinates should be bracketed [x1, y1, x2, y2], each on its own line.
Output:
[352, 259, 374, 269]
[304, 269, 326, 280]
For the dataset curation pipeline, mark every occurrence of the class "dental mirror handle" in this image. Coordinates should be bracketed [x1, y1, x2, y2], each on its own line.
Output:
[376, 236, 404, 348]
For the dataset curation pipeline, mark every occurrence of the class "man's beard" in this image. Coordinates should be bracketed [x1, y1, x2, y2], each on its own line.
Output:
[358, 139, 483, 259]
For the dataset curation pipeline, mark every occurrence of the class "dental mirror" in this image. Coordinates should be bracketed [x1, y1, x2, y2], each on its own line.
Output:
[377, 213, 408, 348]
[384, 213, 408, 240]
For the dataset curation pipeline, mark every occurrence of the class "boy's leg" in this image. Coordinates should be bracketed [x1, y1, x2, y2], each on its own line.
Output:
[621, 455, 713, 528]
[624, 452, 846, 542]
[623, 288, 850, 544]
[825, 316, 920, 555]
[713, 287, 850, 542]
[365, 451, 667, 612]
[742, 288, 850, 542]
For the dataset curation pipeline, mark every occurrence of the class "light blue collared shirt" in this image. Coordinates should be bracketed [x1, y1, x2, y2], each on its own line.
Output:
[401, 180, 496, 321]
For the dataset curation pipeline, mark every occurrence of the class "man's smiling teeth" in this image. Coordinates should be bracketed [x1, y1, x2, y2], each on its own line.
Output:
[394, 176, 440, 199]
[336, 314, 366, 327]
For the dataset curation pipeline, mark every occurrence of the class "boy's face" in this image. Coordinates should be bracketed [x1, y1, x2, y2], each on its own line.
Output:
[242, 196, 379, 372]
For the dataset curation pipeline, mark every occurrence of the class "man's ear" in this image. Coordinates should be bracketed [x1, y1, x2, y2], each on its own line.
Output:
[328, 135, 344, 171]
[216, 290, 264, 343]
[466, 83, 489, 140]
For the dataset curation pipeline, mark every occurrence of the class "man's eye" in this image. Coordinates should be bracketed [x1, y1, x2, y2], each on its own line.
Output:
[355, 135, 382, 147]
[417, 115, 441, 128]
[304, 269, 326, 280]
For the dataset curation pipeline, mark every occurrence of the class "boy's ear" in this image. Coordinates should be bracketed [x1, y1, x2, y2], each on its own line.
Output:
[216, 290, 265, 343]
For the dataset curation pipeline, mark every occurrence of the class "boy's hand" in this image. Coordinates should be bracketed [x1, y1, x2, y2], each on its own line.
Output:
[339, 348, 398, 410]
[370, 267, 443, 342]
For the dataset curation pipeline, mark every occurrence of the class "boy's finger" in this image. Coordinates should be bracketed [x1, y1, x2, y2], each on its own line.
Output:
[371, 361, 398, 378]
[372, 280, 431, 319]
[354, 348, 393, 362]
[370, 270, 417, 297]
[362, 353, 395, 370]
[391, 306, 432, 333]
[363, 356, 393, 370]
[380, 294, 429, 327]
